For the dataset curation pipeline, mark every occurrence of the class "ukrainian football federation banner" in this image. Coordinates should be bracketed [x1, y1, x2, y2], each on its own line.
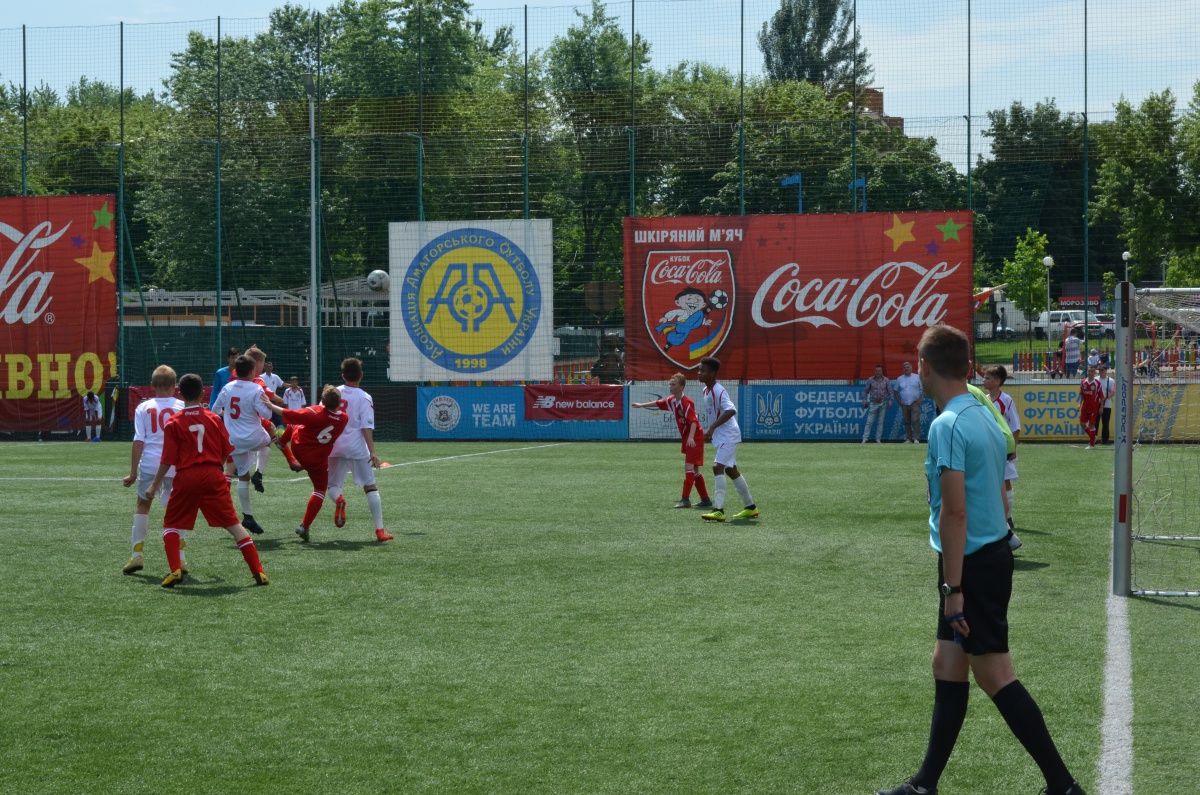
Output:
[0, 196, 119, 431]
[418, 386, 627, 440]
[389, 221, 553, 381]
[624, 213, 974, 380]
[740, 384, 934, 441]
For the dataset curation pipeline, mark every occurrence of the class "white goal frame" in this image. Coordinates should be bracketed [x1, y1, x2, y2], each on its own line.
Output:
[1112, 282, 1200, 597]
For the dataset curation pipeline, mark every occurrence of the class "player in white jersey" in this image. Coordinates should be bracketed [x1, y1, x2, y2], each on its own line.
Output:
[326, 357, 393, 542]
[283, 376, 307, 410]
[697, 356, 758, 522]
[983, 364, 1024, 551]
[211, 355, 274, 534]
[83, 391, 103, 441]
[121, 366, 186, 575]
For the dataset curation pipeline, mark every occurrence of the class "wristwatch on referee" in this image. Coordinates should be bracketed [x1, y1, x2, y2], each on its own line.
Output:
[940, 583, 962, 596]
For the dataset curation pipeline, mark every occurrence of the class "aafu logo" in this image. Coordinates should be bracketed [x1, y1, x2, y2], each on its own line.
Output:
[426, 395, 461, 432]
[403, 228, 541, 373]
[643, 249, 734, 370]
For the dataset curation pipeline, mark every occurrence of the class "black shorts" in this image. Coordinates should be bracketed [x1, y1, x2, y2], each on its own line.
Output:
[936, 536, 1014, 655]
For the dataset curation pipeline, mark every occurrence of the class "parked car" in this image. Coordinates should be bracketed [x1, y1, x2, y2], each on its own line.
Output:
[1067, 320, 1112, 339]
[1035, 310, 1099, 340]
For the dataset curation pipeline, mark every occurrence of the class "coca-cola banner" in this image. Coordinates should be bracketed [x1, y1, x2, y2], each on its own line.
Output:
[624, 212, 974, 380]
[524, 384, 624, 421]
[0, 196, 119, 431]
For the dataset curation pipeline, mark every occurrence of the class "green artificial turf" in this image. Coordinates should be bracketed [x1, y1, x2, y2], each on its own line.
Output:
[0, 440, 1189, 794]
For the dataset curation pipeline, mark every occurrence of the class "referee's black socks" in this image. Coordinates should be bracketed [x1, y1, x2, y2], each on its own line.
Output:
[913, 678, 969, 790]
[990, 679, 1075, 794]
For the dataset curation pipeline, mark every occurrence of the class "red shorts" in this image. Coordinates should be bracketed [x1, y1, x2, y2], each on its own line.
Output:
[296, 451, 330, 493]
[1080, 410, 1098, 427]
[681, 436, 705, 467]
[163, 466, 240, 530]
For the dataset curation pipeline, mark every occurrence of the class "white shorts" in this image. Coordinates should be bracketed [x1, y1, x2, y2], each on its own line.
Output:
[329, 456, 376, 490]
[84, 413, 101, 422]
[230, 429, 271, 456]
[137, 469, 174, 506]
[713, 440, 739, 468]
[1004, 459, 1019, 482]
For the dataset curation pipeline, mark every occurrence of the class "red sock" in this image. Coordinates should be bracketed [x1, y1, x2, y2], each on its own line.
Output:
[163, 530, 182, 571]
[694, 474, 709, 499]
[1087, 425, 1097, 445]
[301, 492, 325, 528]
[682, 471, 695, 498]
[237, 537, 263, 573]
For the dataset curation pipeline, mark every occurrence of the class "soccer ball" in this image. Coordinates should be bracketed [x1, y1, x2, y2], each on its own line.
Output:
[709, 289, 729, 310]
[366, 269, 390, 292]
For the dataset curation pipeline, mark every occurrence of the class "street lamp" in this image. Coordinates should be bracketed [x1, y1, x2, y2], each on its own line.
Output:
[302, 73, 318, 398]
[1122, 251, 1131, 282]
[1043, 256, 1054, 338]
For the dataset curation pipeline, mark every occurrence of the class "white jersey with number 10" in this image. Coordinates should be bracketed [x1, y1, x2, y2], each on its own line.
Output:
[133, 396, 185, 474]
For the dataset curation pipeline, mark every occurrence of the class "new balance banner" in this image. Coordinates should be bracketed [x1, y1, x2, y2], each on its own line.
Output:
[624, 213, 974, 381]
[417, 387, 627, 440]
[0, 196, 119, 431]
[524, 385, 624, 421]
[389, 220, 554, 381]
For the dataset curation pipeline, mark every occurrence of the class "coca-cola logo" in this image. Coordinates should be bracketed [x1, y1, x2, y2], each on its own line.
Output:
[0, 220, 69, 325]
[751, 260, 959, 330]
[648, 254, 729, 286]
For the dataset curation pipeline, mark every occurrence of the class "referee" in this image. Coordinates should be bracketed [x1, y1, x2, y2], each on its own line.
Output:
[877, 325, 1085, 795]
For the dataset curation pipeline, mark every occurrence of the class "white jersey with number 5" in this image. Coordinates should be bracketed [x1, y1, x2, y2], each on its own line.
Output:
[703, 382, 741, 446]
[134, 396, 185, 474]
[330, 384, 374, 460]
[211, 378, 273, 451]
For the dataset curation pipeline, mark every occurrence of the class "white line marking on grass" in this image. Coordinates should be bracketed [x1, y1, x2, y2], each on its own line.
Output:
[282, 443, 571, 482]
[0, 476, 119, 482]
[1097, 590, 1134, 795]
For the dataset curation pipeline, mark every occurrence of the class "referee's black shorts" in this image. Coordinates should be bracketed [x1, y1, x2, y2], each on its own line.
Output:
[936, 536, 1014, 655]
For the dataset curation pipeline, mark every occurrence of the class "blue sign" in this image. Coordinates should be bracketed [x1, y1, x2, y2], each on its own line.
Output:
[418, 387, 628, 440]
[741, 384, 932, 441]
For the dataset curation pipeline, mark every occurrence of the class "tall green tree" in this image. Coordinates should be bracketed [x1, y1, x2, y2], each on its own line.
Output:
[758, 0, 872, 95]
[1001, 228, 1052, 320]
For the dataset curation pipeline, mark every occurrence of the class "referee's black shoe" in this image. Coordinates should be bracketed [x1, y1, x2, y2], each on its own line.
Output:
[877, 780, 935, 795]
[1040, 784, 1087, 795]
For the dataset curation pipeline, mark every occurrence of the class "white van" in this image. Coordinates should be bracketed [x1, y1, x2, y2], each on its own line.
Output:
[1034, 310, 1098, 340]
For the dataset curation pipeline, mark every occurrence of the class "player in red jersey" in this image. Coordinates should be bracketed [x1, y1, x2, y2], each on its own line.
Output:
[1078, 365, 1104, 449]
[244, 346, 286, 492]
[278, 385, 349, 542]
[146, 373, 269, 588]
[632, 372, 712, 509]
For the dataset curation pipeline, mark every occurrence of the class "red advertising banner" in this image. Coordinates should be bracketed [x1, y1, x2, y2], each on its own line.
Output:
[624, 212, 974, 381]
[524, 385, 624, 421]
[0, 196, 119, 430]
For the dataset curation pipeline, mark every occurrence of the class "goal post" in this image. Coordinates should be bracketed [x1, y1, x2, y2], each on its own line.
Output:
[1113, 282, 1200, 597]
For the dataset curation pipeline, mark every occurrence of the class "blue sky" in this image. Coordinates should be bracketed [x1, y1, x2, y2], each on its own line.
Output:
[6, 0, 1199, 170]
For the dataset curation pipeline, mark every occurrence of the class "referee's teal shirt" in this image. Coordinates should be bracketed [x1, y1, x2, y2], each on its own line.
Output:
[925, 392, 1008, 554]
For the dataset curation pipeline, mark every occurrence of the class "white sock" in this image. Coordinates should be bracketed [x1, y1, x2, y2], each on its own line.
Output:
[86, 425, 94, 439]
[257, 446, 271, 472]
[732, 475, 754, 507]
[179, 536, 188, 564]
[714, 474, 727, 510]
[1005, 487, 1014, 519]
[132, 513, 149, 555]
[366, 490, 384, 530]
[238, 481, 253, 515]
[328, 485, 342, 504]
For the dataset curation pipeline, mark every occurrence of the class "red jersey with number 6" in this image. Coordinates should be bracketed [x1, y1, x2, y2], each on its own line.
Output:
[282, 406, 348, 455]
[161, 405, 234, 471]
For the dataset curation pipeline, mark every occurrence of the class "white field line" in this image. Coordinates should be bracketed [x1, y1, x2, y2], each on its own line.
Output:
[283, 442, 571, 482]
[1097, 590, 1134, 795]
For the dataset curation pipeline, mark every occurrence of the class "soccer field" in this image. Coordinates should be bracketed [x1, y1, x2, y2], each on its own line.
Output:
[0, 441, 1194, 794]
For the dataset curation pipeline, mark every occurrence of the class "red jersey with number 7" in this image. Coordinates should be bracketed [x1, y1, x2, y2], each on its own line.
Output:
[160, 405, 234, 471]
[282, 406, 348, 454]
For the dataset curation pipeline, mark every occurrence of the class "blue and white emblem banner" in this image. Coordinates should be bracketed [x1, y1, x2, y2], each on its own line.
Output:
[389, 220, 554, 381]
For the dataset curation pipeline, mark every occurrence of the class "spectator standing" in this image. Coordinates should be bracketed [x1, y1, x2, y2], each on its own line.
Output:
[862, 365, 894, 444]
[1063, 331, 1083, 378]
[1097, 364, 1115, 444]
[895, 361, 924, 443]
[208, 347, 240, 410]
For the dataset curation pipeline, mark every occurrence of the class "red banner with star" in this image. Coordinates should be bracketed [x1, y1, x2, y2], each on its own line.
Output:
[624, 212, 974, 381]
[0, 196, 119, 431]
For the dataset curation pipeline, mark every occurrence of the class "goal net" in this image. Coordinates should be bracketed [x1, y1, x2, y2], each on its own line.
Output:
[1113, 284, 1200, 597]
